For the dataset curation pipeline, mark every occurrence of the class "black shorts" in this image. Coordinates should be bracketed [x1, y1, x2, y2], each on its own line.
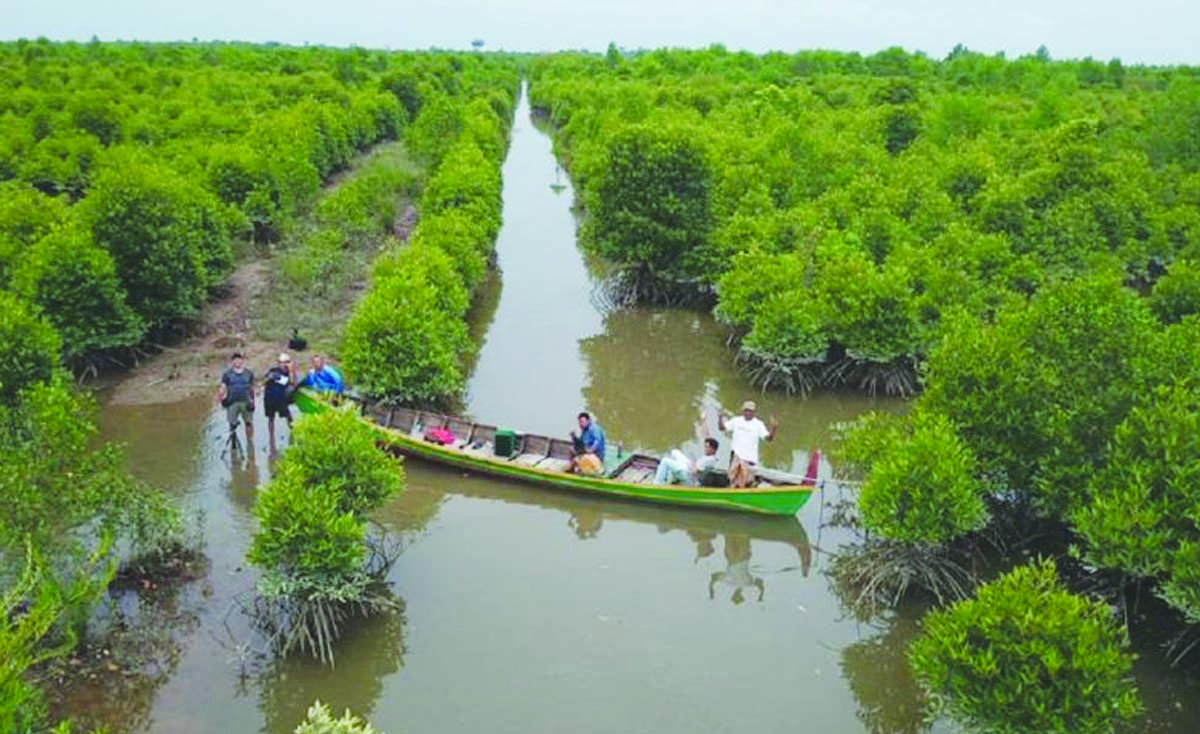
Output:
[264, 400, 291, 420]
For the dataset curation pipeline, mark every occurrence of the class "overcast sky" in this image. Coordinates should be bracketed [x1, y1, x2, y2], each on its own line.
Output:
[2, 0, 1195, 65]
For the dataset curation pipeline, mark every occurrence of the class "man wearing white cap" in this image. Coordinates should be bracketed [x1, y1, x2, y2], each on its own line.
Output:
[719, 400, 778, 488]
[263, 352, 297, 450]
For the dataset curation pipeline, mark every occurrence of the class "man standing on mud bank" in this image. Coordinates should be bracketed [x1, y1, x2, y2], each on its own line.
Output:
[217, 352, 255, 449]
[719, 401, 777, 488]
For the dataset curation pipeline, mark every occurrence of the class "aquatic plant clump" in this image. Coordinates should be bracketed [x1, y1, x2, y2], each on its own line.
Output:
[909, 559, 1141, 734]
[247, 409, 405, 663]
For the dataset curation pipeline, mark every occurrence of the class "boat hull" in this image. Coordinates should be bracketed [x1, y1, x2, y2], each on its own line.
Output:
[294, 390, 814, 516]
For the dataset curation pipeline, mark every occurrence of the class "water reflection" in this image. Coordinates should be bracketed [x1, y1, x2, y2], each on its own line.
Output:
[48, 579, 207, 733]
[708, 534, 765, 605]
[382, 462, 813, 603]
[839, 615, 929, 734]
[577, 307, 900, 471]
[256, 606, 406, 734]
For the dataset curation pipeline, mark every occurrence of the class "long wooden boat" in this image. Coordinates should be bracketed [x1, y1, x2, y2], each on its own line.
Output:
[294, 390, 818, 517]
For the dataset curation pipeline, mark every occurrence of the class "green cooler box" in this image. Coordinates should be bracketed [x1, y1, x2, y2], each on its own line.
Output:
[494, 429, 518, 458]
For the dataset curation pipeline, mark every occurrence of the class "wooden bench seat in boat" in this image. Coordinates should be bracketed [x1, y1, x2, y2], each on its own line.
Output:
[390, 407, 420, 434]
[445, 417, 474, 448]
[535, 438, 575, 473]
[609, 454, 660, 485]
[462, 424, 497, 457]
[513, 434, 551, 467]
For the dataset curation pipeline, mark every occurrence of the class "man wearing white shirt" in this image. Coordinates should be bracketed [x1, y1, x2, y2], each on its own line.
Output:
[719, 400, 778, 488]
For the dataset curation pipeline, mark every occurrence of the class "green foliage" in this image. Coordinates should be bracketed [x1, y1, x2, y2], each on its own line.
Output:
[910, 559, 1140, 734]
[0, 381, 180, 558]
[713, 250, 809, 330]
[342, 273, 472, 406]
[0, 183, 70, 248]
[882, 106, 921, 154]
[405, 95, 463, 168]
[295, 701, 380, 734]
[250, 409, 402, 577]
[11, 226, 145, 361]
[372, 241, 470, 317]
[0, 367, 181, 731]
[1149, 259, 1200, 324]
[587, 123, 713, 281]
[248, 406, 405, 663]
[409, 210, 492, 290]
[857, 411, 987, 544]
[532, 48, 1199, 393]
[343, 76, 512, 408]
[1073, 382, 1200, 623]
[315, 152, 418, 241]
[0, 40, 517, 365]
[82, 153, 230, 327]
[921, 274, 1158, 517]
[0, 292, 62, 405]
[250, 473, 369, 582]
[419, 140, 503, 239]
[272, 409, 405, 518]
[1, 543, 113, 734]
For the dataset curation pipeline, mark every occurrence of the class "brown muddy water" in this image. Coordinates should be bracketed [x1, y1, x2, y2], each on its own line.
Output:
[79, 88, 1200, 734]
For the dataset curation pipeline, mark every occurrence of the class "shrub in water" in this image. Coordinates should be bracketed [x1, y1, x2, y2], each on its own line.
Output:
[713, 250, 810, 331]
[587, 123, 714, 283]
[858, 410, 986, 545]
[1073, 383, 1200, 625]
[922, 274, 1158, 518]
[273, 409, 405, 518]
[909, 559, 1140, 734]
[829, 410, 984, 613]
[248, 409, 404, 663]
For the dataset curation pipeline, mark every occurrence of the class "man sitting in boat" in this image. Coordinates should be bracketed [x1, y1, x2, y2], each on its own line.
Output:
[719, 401, 778, 488]
[569, 411, 606, 476]
[301, 353, 345, 395]
[654, 437, 721, 485]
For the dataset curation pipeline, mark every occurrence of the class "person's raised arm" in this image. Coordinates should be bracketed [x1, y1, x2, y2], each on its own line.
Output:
[718, 409, 729, 432]
[767, 415, 778, 442]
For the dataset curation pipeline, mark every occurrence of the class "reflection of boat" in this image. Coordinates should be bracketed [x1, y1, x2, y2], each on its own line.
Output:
[390, 459, 813, 572]
[295, 391, 816, 516]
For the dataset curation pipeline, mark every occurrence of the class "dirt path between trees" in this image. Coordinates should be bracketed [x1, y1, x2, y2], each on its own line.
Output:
[105, 260, 303, 406]
[104, 203, 420, 407]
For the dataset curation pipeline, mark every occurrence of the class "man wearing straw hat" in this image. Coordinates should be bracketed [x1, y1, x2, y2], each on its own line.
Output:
[719, 400, 778, 488]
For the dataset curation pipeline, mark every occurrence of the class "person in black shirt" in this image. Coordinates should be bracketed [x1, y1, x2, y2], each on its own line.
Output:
[263, 352, 296, 450]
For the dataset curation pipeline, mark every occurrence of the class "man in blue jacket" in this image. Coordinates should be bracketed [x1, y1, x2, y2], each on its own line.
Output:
[302, 353, 345, 395]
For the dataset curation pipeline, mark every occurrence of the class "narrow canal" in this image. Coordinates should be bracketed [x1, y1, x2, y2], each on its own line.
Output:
[82, 89, 1199, 734]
